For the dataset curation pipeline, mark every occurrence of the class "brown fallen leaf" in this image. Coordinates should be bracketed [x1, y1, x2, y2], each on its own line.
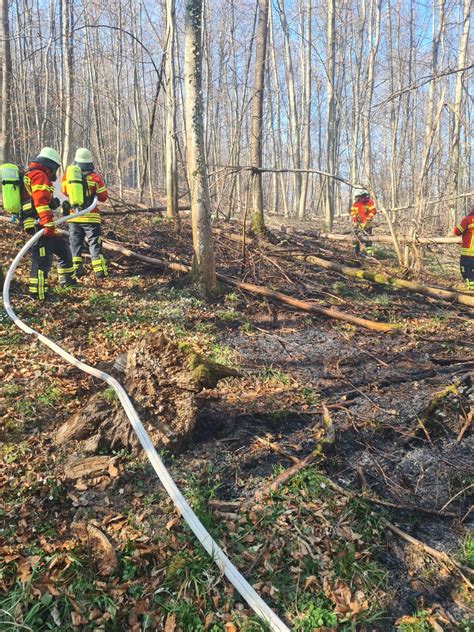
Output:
[224, 624, 238, 632]
[164, 613, 176, 632]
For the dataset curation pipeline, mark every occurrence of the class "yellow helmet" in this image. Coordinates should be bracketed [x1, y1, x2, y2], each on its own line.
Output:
[74, 148, 93, 164]
[37, 147, 61, 167]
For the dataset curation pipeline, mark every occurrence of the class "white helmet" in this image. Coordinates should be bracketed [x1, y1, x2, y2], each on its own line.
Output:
[74, 148, 93, 164]
[37, 147, 61, 167]
[353, 186, 369, 198]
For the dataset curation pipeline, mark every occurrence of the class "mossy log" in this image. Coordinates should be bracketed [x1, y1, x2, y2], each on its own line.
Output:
[291, 253, 474, 308]
[56, 333, 240, 454]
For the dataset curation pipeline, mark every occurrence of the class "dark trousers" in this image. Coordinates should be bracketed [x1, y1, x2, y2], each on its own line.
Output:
[353, 224, 374, 255]
[69, 223, 108, 277]
[29, 234, 75, 299]
[460, 255, 474, 290]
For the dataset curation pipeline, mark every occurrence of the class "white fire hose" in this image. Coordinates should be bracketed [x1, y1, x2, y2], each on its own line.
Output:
[2, 198, 291, 631]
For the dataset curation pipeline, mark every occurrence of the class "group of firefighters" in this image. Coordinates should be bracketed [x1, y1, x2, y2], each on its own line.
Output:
[1, 153, 473, 298]
[1, 147, 108, 300]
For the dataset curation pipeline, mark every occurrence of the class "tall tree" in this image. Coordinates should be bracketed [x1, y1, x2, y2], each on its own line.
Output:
[325, 0, 336, 230]
[165, 0, 179, 222]
[250, 0, 269, 233]
[184, 0, 216, 293]
[61, 0, 73, 166]
[0, 0, 12, 162]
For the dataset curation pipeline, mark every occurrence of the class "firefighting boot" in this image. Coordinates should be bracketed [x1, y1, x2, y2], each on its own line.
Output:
[58, 266, 78, 288]
[29, 273, 49, 301]
[91, 256, 108, 279]
[72, 256, 85, 278]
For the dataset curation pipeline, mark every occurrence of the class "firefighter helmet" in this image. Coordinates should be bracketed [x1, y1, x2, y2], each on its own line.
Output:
[74, 148, 93, 164]
[353, 186, 369, 198]
[37, 147, 61, 167]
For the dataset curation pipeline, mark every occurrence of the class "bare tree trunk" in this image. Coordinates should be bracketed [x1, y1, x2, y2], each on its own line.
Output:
[61, 0, 73, 166]
[184, 0, 216, 293]
[0, 0, 12, 162]
[250, 0, 269, 233]
[362, 0, 382, 183]
[298, 0, 311, 220]
[165, 0, 179, 222]
[325, 0, 336, 230]
[276, 0, 301, 215]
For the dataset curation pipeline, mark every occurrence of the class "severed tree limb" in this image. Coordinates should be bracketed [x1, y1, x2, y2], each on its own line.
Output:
[101, 205, 190, 217]
[315, 232, 460, 245]
[382, 519, 473, 589]
[101, 239, 397, 332]
[288, 252, 474, 308]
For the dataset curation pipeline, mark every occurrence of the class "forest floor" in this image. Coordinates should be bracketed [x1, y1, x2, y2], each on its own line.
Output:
[0, 212, 473, 631]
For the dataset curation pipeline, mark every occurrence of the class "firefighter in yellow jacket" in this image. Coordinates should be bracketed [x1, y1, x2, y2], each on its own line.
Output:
[61, 148, 109, 278]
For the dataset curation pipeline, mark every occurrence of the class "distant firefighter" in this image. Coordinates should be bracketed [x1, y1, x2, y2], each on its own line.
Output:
[349, 187, 377, 256]
[453, 205, 474, 291]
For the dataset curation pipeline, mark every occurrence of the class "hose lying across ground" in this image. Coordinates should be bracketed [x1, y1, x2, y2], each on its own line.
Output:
[2, 200, 291, 632]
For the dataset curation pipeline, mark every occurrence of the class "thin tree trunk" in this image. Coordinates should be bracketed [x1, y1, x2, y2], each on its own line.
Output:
[325, 0, 336, 230]
[1, 0, 12, 162]
[165, 0, 179, 222]
[184, 0, 216, 293]
[61, 0, 73, 166]
[250, 0, 270, 233]
[298, 0, 311, 220]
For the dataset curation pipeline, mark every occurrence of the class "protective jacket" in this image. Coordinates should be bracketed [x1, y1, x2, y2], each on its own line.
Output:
[61, 171, 108, 223]
[454, 210, 474, 257]
[22, 162, 55, 232]
[350, 196, 377, 226]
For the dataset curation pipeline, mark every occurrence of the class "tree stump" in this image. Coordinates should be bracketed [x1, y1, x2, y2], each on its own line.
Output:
[55, 333, 239, 453]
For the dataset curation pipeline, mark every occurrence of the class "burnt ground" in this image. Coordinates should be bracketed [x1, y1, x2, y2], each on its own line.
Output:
[0, 213, 473, 631]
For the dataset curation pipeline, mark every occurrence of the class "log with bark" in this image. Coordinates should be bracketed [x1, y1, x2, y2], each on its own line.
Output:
[55, 333, 239, 453]
[102, 239, 396, 332]
[317, 233, 460, 245]
[288, 252, 474, 308]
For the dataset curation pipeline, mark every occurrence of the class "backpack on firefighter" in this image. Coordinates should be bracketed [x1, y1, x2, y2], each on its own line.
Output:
[0, 163, 25, 216]
[64, 164, 86, 208]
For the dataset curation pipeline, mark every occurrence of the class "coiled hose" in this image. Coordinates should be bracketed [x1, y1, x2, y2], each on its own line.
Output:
[2, 199, 291, 632]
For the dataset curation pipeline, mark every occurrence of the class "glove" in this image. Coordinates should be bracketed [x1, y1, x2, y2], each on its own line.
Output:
[360, 223, 366, 230]
[50, 197, 61, 210]
[61, 200, 72, 216]
[43, 224, 56, 237]
[39, 213, 55, 237]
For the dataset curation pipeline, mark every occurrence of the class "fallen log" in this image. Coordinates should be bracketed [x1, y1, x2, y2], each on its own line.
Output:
[288, 252, 474, 308]
[101, 239, 397, 332]
[317, 233, 461, 245]
[101, 205, 190, 217]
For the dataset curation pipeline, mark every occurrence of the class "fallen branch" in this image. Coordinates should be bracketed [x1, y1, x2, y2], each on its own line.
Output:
[382, 519, 473, 588]
[316, 232, 460, 245]
[101, 239, 397, 332]
[101, 205, 190, 217]
[287, 252, 474, 308]
[321, 361, 474, 399]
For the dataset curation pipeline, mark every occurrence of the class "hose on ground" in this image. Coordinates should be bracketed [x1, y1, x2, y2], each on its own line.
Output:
[2, 198, 291, 632]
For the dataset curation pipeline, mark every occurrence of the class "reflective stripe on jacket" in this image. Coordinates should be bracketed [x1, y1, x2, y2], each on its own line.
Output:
[350, 197, 377, 225]
[23, 162, 54, 226]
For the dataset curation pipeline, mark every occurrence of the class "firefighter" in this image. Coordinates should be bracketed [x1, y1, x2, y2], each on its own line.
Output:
[22, 147, 76, 300]
[349, 187, 377, 255]
[62, 148, 109, 279]
[453, 205, 474, 291]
